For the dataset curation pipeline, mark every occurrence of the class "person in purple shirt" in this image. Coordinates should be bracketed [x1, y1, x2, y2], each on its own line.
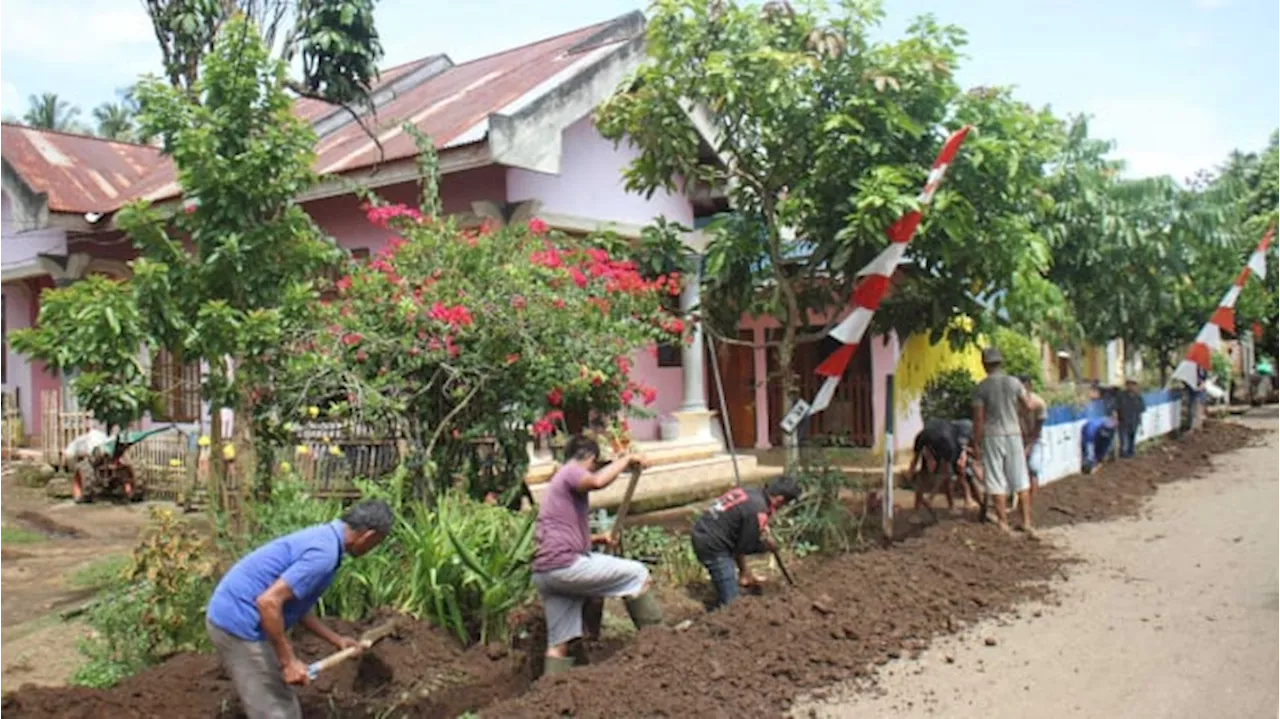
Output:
[532, 434, 660, 675]
[205, 500, 392, 719]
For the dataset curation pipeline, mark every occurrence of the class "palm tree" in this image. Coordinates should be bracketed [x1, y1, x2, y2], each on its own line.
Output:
[93, 102, 136, 141]
[22, 93, 83, 132]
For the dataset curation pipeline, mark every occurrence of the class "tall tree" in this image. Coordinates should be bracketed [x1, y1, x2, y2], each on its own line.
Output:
[142, 0, 383, 108]
[597, 0, 1062, 457]
[22, 92, 83, 132]
[93, 102, 137, 141]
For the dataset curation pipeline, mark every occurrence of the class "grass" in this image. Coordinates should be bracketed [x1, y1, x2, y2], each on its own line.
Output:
[1, 525, 45, 544]
[67, 555, 130, 590]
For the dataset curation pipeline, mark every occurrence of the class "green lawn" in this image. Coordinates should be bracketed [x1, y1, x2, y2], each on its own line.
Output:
[1, 525, 45, 544]
[67, 555, 131, 590]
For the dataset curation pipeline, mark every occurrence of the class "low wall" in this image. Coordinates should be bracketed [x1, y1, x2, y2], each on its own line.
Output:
[1037, 390, 1182, 485]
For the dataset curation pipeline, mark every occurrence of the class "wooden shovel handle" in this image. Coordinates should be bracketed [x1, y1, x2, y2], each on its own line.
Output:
[306, 620, 398, 679]
[611, 465, 644, 555]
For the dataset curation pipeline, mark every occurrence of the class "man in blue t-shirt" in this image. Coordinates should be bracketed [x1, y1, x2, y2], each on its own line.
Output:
[1081, 416, 1117, 475]
[206, 500, 392, 719]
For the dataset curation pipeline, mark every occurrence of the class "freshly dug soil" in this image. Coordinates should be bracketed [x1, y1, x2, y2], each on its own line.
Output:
[1, 421, 1259, 718]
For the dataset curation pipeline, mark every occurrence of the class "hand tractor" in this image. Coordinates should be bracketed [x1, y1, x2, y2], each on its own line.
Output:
[64, 426, 178, 504]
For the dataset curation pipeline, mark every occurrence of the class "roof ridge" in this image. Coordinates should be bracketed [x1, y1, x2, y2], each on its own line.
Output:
[0, 121, 161, 150]
[444, 11, 640, 71]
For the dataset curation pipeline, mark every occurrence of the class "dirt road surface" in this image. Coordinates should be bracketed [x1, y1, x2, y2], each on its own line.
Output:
[799, 414, 1278, 719]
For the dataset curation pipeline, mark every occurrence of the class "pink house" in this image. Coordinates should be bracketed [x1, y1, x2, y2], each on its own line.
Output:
[2, 13, 911, 493]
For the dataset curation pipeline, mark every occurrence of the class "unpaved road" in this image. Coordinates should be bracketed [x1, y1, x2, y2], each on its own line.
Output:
[800, 415, 1278, 719]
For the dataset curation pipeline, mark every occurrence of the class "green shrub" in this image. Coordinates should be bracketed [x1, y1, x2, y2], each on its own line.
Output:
[1210, 350, 1234, 383]
[992, 327, 1043, 389]
[774, 462, 866, 555]
[72, 508, 216, 688]
[620, 525, 702, 587]
[921, 367, 977, 422]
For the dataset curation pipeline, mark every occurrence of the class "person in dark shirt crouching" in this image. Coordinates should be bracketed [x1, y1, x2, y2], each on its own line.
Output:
[690, 477, 802, 610]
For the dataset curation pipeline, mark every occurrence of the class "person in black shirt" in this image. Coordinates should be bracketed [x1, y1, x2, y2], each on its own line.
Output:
[909, 418, 980, 520]
[1116, 379, 1146, 458]
[690, 477, 802, 609]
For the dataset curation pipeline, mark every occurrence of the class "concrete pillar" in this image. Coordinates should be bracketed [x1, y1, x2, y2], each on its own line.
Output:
[678, 260, 707, 412]
[752, 325, 770, 449]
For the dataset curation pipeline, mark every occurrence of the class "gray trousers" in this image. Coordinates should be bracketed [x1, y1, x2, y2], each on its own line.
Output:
[207, 619, 301, 719]
[532, 552, 649, 647]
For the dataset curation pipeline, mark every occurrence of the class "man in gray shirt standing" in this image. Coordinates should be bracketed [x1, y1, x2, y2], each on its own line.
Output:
[972, 347, 1037, 536]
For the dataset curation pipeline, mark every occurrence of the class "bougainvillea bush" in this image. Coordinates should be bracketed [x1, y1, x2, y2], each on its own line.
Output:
[279, 152, 683, 500]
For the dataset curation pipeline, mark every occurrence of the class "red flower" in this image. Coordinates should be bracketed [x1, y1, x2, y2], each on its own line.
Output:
[480, 218, 497, 235]
[552, 297, 567, 310]
[510, 295, 527, 310]
[531, 418, 555, 437]
[547, 388, 563, 406]
[506, 353, 521, 364]
[528, 217, 549, 235]
[530, 248, 564, 269]
[646, 343, 659, 359]
[355, 350, 368, 363]
[183, 203, 197, 215]
[570, 268, 589, 288]
[428, 302, 474, 328]
[641, 386, 658, 406]
[544, 409, 565, 422]
[408, 346, 421, 357]
[621, 389, 635, 404]
[341, 332, 363, 346]
[663, 317, 686, 335]
[615, 355, 633, 374]
[366, 203, 423, 229]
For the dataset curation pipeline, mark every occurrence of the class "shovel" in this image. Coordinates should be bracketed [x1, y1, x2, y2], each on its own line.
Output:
[306, 619, 399, 681]
[583, 463, 645, 640]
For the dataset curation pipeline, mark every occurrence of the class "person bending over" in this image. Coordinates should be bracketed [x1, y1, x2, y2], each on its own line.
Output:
[690, 476, 802, 609]
[206, 501, 393, 719]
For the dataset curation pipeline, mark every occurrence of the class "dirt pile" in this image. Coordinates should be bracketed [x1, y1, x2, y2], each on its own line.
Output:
[1, 421, 1261, 718]
[0, 614, 547, 719]
[1033, 420, 1259, 527]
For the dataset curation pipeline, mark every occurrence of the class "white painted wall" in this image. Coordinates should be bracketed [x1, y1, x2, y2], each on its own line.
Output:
[1037, 393, 1182, 486]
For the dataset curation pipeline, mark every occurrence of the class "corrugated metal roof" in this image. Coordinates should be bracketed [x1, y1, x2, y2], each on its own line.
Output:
[3, 12, 643, 215]
[1, 124, 163, 213]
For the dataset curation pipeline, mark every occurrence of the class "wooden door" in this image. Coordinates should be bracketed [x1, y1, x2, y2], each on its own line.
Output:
[709, 330, 757, 450]
[768, 330, 874, 447]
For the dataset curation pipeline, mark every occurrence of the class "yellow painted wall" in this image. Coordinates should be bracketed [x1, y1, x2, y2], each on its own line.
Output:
[893, 330, 984, 407]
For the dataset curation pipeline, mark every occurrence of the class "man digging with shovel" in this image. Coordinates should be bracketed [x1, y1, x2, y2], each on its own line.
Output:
[531, 434, 662, 675]
[205, 500, 393, 719]
[690, 476, 802, 609]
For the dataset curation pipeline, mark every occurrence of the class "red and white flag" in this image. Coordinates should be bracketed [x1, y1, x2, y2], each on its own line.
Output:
[1171, 224, 1274, 388]
[807, 126, 972, 416]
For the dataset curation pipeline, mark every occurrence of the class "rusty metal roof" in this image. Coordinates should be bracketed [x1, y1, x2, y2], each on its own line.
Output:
[1, 124, 163, 213]
[4, 12, 643, 214]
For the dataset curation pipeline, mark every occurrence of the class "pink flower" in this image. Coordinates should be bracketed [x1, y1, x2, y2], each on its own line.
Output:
[544, 409, 565, 422]
[427, 302, 474, 328]
[531, 418, 555, 438]
[552, 297, 567, 310]
[547, 388, 563, 406]
[355, 350, 368, 363]
[570, 268, 589, 288]
[615, 355, 633, 374]
[530, 248, 564, 269]
[506, 353, 521, 365]
[183, 203, 197, 215]
[335, 275, 352, 293]
[510, 295, 527, 310]
[641, 386, 658, 406]
[528, 217, 549, 235]
[366, 203, 423, 229]
[621, 389, 635, 404]
[342, 332, 363, 346]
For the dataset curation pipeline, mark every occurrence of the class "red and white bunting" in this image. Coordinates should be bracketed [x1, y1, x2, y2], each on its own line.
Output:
[1171, 225, 1274, 388]
[807, 126, 972, 416]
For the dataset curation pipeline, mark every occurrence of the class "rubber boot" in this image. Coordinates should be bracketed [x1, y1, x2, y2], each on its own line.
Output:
[543, 655, 575, 676]
[582, 597, 604, 641]
[624, 591, 664, 630]
[568, 638, 591, 666]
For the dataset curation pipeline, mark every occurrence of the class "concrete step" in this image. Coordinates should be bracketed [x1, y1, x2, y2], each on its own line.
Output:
[526, 437, 724, 485]
[528, 452, 769, 514]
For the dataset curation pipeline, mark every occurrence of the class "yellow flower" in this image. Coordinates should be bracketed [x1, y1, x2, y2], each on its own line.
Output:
[321, 435, 332, 445]
[169, 458, 182, 468]
[307, 406, 320, 419]
[221, 443, 236, 462]
[296, 444, 311, 456]
[280, 461, 293, 473]
[328, 445, 344, 457]
[197, 435, 211, 447]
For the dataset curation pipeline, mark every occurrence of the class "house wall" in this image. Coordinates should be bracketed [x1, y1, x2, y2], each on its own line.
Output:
[506, 115, 695, 230]
[304, 165, 507, 252]
[624, 346, 684, 441]
[2, 192, 68, 279]
[2, 280, 35, 434]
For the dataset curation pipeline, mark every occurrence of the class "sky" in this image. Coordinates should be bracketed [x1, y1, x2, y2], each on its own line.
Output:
[1, 0, 1276, 181]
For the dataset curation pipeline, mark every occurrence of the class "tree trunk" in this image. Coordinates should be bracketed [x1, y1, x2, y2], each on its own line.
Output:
[778, 318, 800, 472]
